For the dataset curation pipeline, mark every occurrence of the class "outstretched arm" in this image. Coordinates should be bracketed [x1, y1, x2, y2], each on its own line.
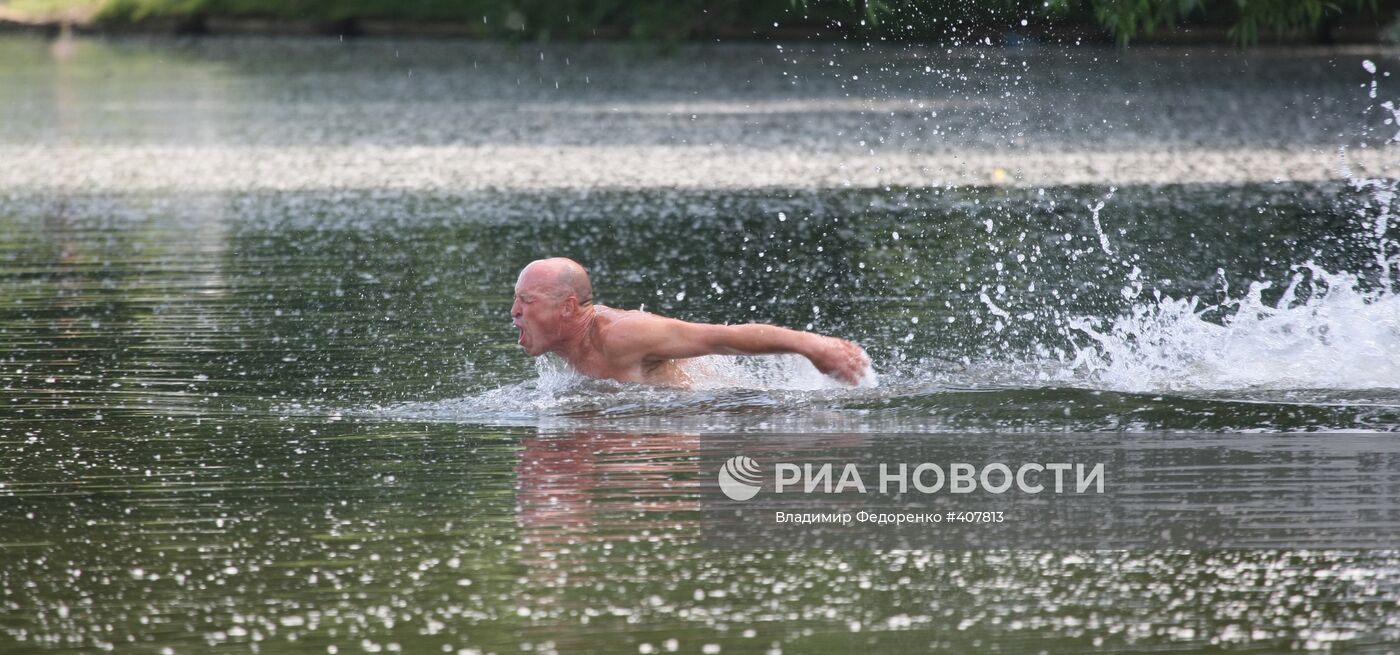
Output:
[610, 316, 871, 385]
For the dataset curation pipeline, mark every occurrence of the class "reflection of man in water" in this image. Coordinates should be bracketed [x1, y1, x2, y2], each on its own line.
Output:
[511, 258, 871, 387]
[515, 431, 703, 545]
[514, 430, 868, 546]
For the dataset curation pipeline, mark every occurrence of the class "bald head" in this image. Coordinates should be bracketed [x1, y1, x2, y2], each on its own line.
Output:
[517, 257, 593, 306]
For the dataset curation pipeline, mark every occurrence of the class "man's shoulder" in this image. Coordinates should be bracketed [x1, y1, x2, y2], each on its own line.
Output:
[597, 307, 670, 339]
[596, 307, 694, 355]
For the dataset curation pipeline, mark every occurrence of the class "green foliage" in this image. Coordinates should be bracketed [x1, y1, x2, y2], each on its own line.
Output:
[1074, 0, 1201, 42]
[90, 0, 859, 40]
[815, 0, 1381, 44]
[1227, 0, 1376, 44]
[12, 0, 1384, 45]
[1044, 0, 1378, 44]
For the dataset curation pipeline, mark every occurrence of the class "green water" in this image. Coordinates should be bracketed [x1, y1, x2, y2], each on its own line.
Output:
[3, 35, 1400, 653]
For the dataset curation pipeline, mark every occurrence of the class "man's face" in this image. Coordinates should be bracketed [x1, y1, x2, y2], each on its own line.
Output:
[511, 272, 564, 357]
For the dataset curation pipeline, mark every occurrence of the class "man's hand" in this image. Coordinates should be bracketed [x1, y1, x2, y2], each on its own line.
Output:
[803, 335, 871, 385]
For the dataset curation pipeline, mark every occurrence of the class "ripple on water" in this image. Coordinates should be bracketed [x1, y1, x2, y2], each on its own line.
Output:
[365, 353, 1400, 433]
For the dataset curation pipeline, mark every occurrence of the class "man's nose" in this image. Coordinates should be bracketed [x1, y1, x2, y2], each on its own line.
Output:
[510, 301, 522, 318]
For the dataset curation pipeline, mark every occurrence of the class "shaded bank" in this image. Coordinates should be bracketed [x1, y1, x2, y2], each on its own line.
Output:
[1, 0, 1397, 45]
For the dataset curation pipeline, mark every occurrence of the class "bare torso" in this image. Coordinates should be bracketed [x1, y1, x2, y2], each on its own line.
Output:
[561, 306, 692, 387]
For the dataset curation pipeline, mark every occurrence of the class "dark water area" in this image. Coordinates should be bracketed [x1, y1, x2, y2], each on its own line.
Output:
[3, 35, 1400, 653]
[4, 184, 1397, 431]
[5, 182, 1400, 652]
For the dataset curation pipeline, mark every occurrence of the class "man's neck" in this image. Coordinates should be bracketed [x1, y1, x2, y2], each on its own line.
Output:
[552, 307, 599, 366]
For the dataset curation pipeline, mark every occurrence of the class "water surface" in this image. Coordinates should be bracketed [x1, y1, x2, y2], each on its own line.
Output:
[2, 35, 1400, 653]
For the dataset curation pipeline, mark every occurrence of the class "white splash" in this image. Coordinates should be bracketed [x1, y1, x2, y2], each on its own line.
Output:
[394, 355, 596, 421]
[1066, 69, 1399, 394]
[1087, 186, 1117, 255]
[1065, 266, 1400, 392]
[683, 353, 877, 390]
[377, 352, 876, 423]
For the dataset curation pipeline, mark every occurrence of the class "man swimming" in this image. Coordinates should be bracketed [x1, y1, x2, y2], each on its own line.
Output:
[511, 258, 871, 387]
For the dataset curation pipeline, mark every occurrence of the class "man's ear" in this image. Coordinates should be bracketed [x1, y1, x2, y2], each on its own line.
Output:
[561, 295, 578, 317]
